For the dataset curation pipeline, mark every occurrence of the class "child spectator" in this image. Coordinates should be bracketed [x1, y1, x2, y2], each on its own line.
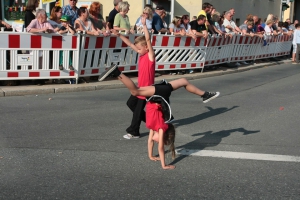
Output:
[57, 15, 75, 71]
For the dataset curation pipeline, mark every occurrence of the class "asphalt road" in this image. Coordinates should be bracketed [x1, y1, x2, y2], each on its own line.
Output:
[1, 63, 300, 200]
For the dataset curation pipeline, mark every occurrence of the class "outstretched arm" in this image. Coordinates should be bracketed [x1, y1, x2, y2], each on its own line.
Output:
[141, 16, 155, 62]
[113, 30, 139, 53]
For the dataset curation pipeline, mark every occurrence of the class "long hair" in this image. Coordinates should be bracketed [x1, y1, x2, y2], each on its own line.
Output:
[26, 0, 38, 11]
[164, 124, 176, 159]
[49, 6, 61, 21]
[89, 2, 101, 16]
[143, 7, 153, 20]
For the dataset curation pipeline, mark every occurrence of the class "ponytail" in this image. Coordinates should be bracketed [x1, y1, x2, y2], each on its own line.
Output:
[164, 124, 176, 159]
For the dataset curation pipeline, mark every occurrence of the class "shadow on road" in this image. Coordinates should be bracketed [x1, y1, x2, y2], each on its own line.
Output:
[173, 106, 239, 127]
[170, 128, 260, 165]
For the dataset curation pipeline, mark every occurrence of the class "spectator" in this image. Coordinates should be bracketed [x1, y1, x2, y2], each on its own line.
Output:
[181, 15, 196, 39]
[256, 18, 265, 34]
[57, 15, 75, 71]
[289, 20, 298, 31]
[75, 7, 99, 36]
[152, 5, 169, 34]
[62, 0, 79, 27]
[264, 19, 274, 34]
[26, 9, 54, 33]
[48, 6, 62, 30]
[261, 18, 267, 29]
[160, 10, 168, 29]
[239, 20, 255, 36]
[292, 24, 300, 64]
[190, 15, 208, 38]
[223, 11, 242, 34]
[169, 16, 184, 36]
[192, 16, 197, 21]
[213, 12, 226, 34]
[197, 2, 211, 33]
[136, 6, 153, 32]
[89, 2, 110, 36]
[252, 15, 259, 32]
[113, 1, 134, 34]
[108, 0, 122, 29]
[278, 21, 288, 33]
[25, 0, 39, 28]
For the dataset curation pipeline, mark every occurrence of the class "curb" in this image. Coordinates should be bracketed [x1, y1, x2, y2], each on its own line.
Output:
[0, 60, 289, 97]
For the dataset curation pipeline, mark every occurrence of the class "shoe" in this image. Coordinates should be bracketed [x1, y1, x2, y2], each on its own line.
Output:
[189, 70, 194, 74]
[98, 64, 121, 81]
[123, 134, 140, 139]
[59, 65, 63, 70]
[177, 71, 183, 75]
[241, 61, 248, 65]
[292, 61, 298, 64]
[69, 65, 74, 70]
[236, 62, 241, 66]
[202, 91, 220, 103]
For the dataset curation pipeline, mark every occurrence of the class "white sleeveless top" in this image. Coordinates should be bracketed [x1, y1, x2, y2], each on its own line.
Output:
[77, 18, 92, 31]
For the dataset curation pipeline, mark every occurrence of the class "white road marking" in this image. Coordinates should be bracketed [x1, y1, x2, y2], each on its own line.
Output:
[176, 149, 300, 162]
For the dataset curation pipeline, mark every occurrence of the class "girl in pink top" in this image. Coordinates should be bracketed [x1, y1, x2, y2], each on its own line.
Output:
[27, 9, 55, 33]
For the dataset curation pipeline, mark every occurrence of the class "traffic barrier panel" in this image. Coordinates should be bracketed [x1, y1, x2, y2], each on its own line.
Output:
[78, 34, 139, 77]
[273, 34, 293, 57]
[205, 35, 233, 66]
[255, 34, 279, 59]
[0, 31, 80, 80]
[152, 35, 207, 71]
[230, 34, 262, 62]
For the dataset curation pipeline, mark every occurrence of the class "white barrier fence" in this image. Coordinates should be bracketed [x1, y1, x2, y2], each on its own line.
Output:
[0, 31, 293, 83]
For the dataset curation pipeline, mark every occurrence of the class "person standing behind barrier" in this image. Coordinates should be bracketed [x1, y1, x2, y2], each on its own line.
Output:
[89, 2, 110, 36]
[26, 9, 55, 33]
[136, 7, 153, 33]
[152, 5, 169, 34]
[0, 20, 12, 30]
[109, 16, 155, 139]
[189, 15, 208, 38]
[289, 20, 298, 31]
[24, 0, 39, 28]
[58, 15, 75, 71]
[292, 24, 300, 64]
[48, 6, 62, 31]
[113, 1, 134, 34]
[169, 16, 184, 36]
[74, 7, 99, 36]
[223, 11, 241, 34]
[107, 0, 122, 29]
[62, 0, 79, 27]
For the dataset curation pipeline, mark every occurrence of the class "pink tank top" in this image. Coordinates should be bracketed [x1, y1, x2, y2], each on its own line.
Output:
[137, 53, 155, 99]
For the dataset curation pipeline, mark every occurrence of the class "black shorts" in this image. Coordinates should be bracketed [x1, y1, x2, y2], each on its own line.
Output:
[153, 83, 173, 100]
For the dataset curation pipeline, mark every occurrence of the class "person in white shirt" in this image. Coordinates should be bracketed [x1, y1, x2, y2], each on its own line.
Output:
[136, 7, 153, 32]
[292, 24, 300, 64]
[222, 11, 241, 34]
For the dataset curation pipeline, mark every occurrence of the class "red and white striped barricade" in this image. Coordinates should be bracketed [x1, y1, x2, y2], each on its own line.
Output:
[78, 34, 140, 77]
[230, 34, 262, 62]
[273, 34, 293, 57]
[0, 31, 80, 81]
[151, 34, 207, 72]
[205, 35, 233, 66]
[255, 34, 279, 59]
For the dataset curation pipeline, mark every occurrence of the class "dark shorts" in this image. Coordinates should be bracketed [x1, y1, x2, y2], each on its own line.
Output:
[153, 83, 173, 100]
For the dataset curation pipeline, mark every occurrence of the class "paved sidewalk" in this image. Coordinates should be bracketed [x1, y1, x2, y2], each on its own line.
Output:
[0, 59, 291, 97]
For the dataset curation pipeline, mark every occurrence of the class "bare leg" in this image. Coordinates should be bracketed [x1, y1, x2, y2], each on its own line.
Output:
[169, 78, 205, 96]
[292, 53, 296, 62]
[118, 74, 155, 97]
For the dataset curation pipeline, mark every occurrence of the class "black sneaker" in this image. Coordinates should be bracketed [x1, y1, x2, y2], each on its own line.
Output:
[98, 64, 121, 81]
[202, 92, 220, 103]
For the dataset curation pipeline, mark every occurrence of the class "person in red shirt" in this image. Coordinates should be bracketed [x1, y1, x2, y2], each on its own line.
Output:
[101, 15, 155, 139]
[98, 63, 220, 169]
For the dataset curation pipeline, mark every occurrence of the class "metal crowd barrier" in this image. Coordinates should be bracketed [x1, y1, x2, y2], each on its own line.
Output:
[0, 30, 293, 83]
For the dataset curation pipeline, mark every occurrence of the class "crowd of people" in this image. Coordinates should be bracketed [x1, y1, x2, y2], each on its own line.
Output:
[0, 0, 299, 81]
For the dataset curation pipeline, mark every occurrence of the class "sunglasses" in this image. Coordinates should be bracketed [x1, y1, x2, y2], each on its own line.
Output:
[70, 0, 77, 2]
